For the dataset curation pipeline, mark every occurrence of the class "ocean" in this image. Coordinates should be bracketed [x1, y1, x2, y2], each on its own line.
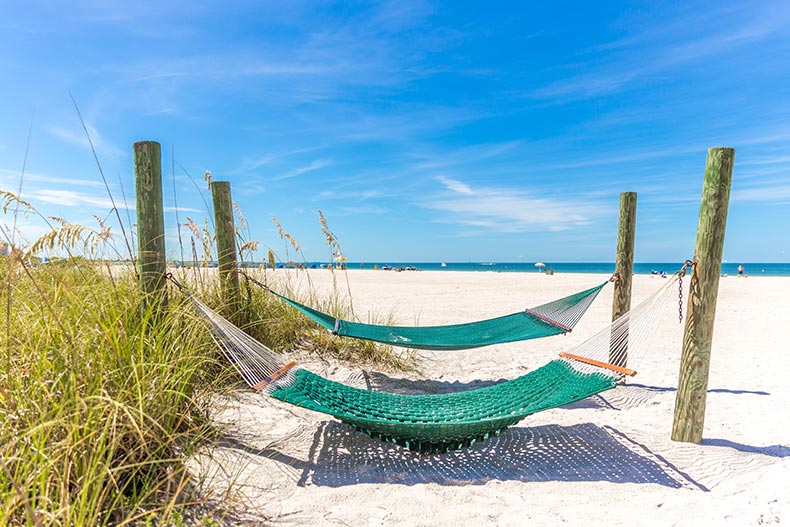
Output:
[320, 261, 790, 276]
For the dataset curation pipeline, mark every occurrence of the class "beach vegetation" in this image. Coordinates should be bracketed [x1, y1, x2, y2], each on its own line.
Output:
[0, 192, 413, 524]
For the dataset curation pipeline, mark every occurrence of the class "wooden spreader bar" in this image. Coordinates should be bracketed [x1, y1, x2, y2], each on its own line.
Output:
[559, 352, 637, 377]
[524, 308, 572, 333]
[252, 361, 298, 391]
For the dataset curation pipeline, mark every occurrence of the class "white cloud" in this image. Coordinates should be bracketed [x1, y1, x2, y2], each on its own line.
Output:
[274, 160, 331, 181]
[425, 179, 611, 233]
[531, 3, 790, 103]
[164, 206, 201, 213]
[436, 175, 473, 195]
[28, 189, 132, 211]
[0, 168, 105, 189]
[732, 183, 790, 203]
[337, 204, 390, 216]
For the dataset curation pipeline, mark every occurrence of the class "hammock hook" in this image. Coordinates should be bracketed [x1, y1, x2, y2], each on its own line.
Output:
[165, 272, 183, 291]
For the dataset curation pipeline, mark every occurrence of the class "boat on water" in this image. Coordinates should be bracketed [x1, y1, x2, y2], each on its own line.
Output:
[481, 262, 496, 266]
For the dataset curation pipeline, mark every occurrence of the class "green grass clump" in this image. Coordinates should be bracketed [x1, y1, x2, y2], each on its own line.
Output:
[0, 258, 225, 526]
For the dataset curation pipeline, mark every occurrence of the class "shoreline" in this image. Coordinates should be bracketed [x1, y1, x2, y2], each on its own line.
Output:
[232, 261, 790, 277]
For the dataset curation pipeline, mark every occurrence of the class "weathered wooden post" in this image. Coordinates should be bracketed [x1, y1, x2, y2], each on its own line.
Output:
[611, 192, 637, 367]
[672, 147, 735, 443]
[134, 141, 167, 310]
[210, 181, 240, 313]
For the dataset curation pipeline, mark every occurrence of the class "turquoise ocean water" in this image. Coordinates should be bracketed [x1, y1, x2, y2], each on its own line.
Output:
[327, 262, 790, 276]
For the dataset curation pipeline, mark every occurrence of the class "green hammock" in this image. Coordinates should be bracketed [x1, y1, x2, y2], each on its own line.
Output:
[269, 361, 618, 453]
[258, 279, 608, 350]
[176, 273, 671, 454]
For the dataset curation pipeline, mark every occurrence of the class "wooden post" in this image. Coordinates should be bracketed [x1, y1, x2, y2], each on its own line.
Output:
[134, 141, 167, 310]
[210, 181, 240, 313]
[611, 192, 637, 367]
[672, 147, 735, 443]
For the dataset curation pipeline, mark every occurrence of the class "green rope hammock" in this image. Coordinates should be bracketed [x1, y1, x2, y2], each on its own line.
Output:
[269, 361, 618, 453]
[246, 275, 609, 350]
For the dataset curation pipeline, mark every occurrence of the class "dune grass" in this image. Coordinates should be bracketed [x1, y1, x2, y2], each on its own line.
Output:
[1, 176, 414, 524]
[0, 257, 230, 525]
[0, 253, 413, 525]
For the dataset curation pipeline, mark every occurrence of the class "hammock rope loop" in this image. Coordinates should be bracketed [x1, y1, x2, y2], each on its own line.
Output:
[165, 272, 184, 291]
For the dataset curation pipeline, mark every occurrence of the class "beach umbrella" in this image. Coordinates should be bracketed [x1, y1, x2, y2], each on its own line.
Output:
[534, 262, 545, 268]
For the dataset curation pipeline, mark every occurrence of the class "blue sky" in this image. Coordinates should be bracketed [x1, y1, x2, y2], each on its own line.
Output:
[1, 0, 789, 263]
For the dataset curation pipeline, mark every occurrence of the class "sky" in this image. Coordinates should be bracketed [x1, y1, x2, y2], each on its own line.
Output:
[1, 0, 789, 264]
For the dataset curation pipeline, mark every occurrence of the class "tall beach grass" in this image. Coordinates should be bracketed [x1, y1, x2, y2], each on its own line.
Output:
[0, 255, 412, 524]
[0, 257, 228, 525]
[1, 167, 412, 524]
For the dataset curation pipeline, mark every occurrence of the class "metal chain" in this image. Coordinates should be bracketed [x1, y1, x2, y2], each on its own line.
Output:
[676, 259, 695, 323]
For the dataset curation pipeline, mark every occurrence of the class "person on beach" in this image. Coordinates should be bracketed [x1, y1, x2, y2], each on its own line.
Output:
[738, 264, 744, 276]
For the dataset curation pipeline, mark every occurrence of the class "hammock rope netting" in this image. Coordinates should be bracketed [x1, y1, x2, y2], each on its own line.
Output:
[244, 273, 610, 350]
[182, 275, 677, 453]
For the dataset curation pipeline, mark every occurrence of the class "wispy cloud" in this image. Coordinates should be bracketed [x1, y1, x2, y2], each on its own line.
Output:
[0, 168, 106, 189]
[732, 181, 790, 203]
[531, 3, 790, 103]
[424, 178, 611, 233]
[336, 204, 390, 216]
[410, 141, 522, 173]
[273, 160, 331, 181]
[314, 189, 382, 201]
[164, 206, 201, 213]
[28, 189, 131, 211]
[230, 146, 324, 175]
[436, 176, 473, 195]
[46, 123, 124, 158]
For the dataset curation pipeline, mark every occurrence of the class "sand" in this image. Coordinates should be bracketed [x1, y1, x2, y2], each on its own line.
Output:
[190, 270, 789, 526]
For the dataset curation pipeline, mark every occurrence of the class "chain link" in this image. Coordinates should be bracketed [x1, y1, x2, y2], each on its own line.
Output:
[676, 259, 695, 323]
[678, 277, 684, 323]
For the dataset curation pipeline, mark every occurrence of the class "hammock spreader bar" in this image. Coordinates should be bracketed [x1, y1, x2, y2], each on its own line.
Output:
[260, 280, 609, 350]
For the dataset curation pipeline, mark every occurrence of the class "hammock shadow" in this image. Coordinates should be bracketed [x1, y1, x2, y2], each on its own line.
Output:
[253, 421, 706, 490]
[701, 438, 790, 458]
[627, 383, 770, 396]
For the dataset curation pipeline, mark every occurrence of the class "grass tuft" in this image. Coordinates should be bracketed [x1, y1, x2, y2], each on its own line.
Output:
[0, 257, 226, 525]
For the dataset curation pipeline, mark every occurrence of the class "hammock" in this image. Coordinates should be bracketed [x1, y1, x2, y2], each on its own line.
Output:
[174, 273, 674, 453]
[243, 273, 610, 350]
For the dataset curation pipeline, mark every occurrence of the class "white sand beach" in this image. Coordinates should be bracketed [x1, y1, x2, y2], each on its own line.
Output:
[191, 270, 789, 526]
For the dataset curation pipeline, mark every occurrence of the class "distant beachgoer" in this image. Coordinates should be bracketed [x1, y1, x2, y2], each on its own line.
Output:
[738, 264, 744, 276]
